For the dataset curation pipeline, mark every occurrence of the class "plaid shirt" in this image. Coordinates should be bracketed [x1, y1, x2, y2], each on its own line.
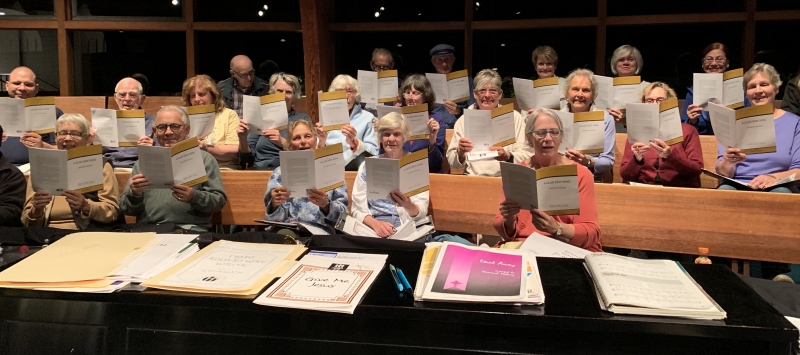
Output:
[230, 80, 254, 118]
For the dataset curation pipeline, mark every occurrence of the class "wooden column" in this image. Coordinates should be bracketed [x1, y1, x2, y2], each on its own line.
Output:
[464, 0, 473, 74]
[299, 0, 334, 122]
[595, 0, 608, 75]
[184, 0, 196, 78]
[743, 0, 756, 69]
[55, 0, 74, 95]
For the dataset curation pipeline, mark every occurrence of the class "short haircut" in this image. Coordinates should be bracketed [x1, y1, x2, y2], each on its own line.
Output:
[743, 63, 782, 91]
[181, 74, 225, 113]
[563, 68, 598, 99]
[284, 119, 317, 151]
[56, 113, 90, 137]
[639, 82, 677, 103]
[157, 105, 190, 126]
[531, 46, 559, 66]
[114, 77, 143, 94]
[610, 45, 643, 76]
[525, 108, 563, 146]
[399, 74, 436, 111]
[328, 74, 361, 104]
[473, 69, 503, 93]
[374, 112, 411, 145]
[371, 48, 394, 63]
[269, 72, 301, 96]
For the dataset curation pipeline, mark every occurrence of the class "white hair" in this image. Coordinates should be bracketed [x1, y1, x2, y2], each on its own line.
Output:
[563, 68, 598, 100]
[328, 74, 361, 104]
[473, 69, 503, 93]
[374, 112, 410, 144]
[743, 63, 783, 91]
[157, 105, 190, 125]
[114, 77, 143, 94]
[610, 45, 643, 76]
[56, 113, 90, 137]
[525, 108, 563, 146]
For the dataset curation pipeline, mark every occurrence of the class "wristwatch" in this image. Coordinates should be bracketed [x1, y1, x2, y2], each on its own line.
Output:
[554, 222, 563, 236]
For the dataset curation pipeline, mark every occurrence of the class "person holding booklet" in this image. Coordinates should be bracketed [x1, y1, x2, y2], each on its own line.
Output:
[102, 77, 156, 168]
[120, 106, 227, 232]
[715, 63, 800, 192]
[0, 125, 25, 227]
[560, 69, 616, 183]
[236, 72, 311, 170]
[21, 114, 120, 229]
[606, 45, 644, 127]
[324, 74, 380, 167]
[265, 120, 348, 226]
[429, 44, 476, 129]
[682, 43, 750, 135]
[181, 75, 240, 170]
[493, 108, 601, 252]
[446, 69, 533, 177]
[398, 74, 445, 173]
[620, 82, 703, 187]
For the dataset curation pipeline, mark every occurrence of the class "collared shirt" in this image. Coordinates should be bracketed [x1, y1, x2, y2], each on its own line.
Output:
[230, 80, 254, 119]
[102, 113, 156, 168]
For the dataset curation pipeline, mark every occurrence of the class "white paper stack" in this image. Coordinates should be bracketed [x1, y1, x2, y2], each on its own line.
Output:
[112, 234, 200, 282]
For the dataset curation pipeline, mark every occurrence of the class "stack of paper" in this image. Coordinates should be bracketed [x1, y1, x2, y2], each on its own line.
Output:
[141, 241, 306, 296]
[337, 215, 434, 241]
[0, 232, 155, 291]
[414, 242, 544, 305]
[518, 232, 592, 259]
[112, 234, 200, 282]
[254, 252, 387, 314]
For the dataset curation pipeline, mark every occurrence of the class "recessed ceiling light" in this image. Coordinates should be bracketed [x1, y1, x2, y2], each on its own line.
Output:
[492, 68, 498, 70]
[476, 2, 480, 6]
[418, 13, 422, 16]
[280, 39, 286, 42]
[380, 7, 385, 11]
[171, 0, 178, 6]
[500, 44, 505, 47]
[258, 10, 264, 16]
[374, 12, 380, 17]
[0, 12, 6, 15]
[397, 44, 402, 47]
[516, 11, 521, 14]
[263, 5, 268, 10]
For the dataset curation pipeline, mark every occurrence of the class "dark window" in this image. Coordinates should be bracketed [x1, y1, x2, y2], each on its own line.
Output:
[473, 0, 596, 21]
[755, 21, 800, 99]
[72, 0, 183, 18]
[0, 0, 55, 17]
[196, 0, 301, 22]
[72, 31, 186, 96]
[333, 0, 464, 23]
[608, 0, 744, 16]
[757, 0, 800, 11]
[0, 30, 59, 95]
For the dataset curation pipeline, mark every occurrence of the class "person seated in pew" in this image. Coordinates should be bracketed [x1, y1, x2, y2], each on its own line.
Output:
[103, 77, 157, 169]
[494, 108, 602, 252]
[716, 63, 800, 192]
[217, 55, 270, 120]
[21, 114, 120, 230]
[446, 69, 533, 177]
[182, 74, 240, 170]
[530, 45, 566, 109]
[682, 42, 751, 135]
[237, 72, 311, 170]
[0, 66, 63, 166]
[607, 44, 645, 128]
[0, 125, 26, 227]
[620, 82, 703, 188]
[265, 119, 348, 226]
[119, 106, 227, 232]
[561, 68, 616, 183]
[781, 69, 800, 117]
[324, 74, 380, 169]
[397, 74, 445, 173]
[429, 44, 476, 129]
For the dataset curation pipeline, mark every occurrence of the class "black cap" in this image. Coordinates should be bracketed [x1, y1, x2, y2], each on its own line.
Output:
[429, 44, 455, 58]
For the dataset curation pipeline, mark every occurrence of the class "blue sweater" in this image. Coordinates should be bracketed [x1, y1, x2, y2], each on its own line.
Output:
[264, 166, 348, 226]
[240, 109, 311, 169]
[325, 104, 379, 163]
[681, 87, 751, 135]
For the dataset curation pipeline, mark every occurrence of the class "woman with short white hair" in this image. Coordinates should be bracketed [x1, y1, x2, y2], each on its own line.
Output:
[446, 69, 533, 176]
[560, 69, 616, 183]
[324, 74, 380, 167]
[608, 45, 645, 127]
[22, 113, 120, 229]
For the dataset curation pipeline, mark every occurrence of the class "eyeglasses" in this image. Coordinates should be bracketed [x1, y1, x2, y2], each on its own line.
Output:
[475, 88, 500, 96]
[56, 131, 84, 138]
[645, 97, 667, 104]
[115, 91, 140, 99]
[403, 90, 423, 97]
[233, 70, 255, 78]
[529, 129, 562, 139]
[8, 81, 35, 88]
[703, 56, 726, 64]
[154, 124, 186, 133]
[371, 63, 393, 71]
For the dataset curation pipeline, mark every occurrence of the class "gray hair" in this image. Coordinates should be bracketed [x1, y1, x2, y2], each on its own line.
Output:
[328, 74, 361, 104]
[374, 112, 410, 145]
[610, 45, 643, 76]
[371, 48, 394, 63]
[399, 74, 436, 108]
[269, 72, 301, 97]
[743, 63, 782, 91]
[114, 77, 143, 94]
[157, 105, 190, 126]
[525, 108, 563, 146]
[563, 68, 598, 100]
[473, 69, 503, 93]
[56, 113, 90, 137]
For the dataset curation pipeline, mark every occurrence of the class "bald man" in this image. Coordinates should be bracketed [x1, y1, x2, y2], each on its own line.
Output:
[217, 55, 269, 119]
[102, 77, 157, 168]
[0, 66, 63, 166]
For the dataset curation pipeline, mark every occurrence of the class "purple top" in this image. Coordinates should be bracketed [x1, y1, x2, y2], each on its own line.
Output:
[717, 111, 800, 183]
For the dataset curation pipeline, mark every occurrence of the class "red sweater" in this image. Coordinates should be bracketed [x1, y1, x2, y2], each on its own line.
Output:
[619, 124, 703, 188]
[492, 162, 602, 252]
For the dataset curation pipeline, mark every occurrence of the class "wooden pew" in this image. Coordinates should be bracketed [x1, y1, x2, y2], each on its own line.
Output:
[612, 133, 720, 188]
[54, 96, 106, 122]
[107, 96, 184, 117]
[444, 129, 463, 174]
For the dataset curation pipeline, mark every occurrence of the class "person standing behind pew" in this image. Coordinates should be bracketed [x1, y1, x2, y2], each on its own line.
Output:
[620, 82, 703, 187]
[265, 119, 348, 227]
[715, 63, 800, 192]
[494, 108, 602, 252]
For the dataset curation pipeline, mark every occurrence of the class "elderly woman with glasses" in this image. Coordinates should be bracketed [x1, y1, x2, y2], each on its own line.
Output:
[620, 82, 703, 187]
[22, 114, 120, 229]
[682, 43, 751, 135]
[236, 72, 313, 170]
[398, 74, 445, 173]
[560, 68, 616, 183]
[120, 106, 228, 232]
[446, 69, 533, 177]
[716, 63, 800, 193]
[324, 74, 380, 167]
[182, 74, 240, 170]
[493, 108, 601, 251]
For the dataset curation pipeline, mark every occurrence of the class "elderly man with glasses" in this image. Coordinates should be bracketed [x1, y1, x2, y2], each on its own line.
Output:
[103, 77, 157, 169]
[217, 55, 270, 119]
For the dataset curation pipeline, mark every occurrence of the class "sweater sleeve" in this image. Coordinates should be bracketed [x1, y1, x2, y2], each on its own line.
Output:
[0, 166, 25, 226]
[78, 162, 120, 225]
[265, 167, 289, 221]
[446, 116, 466, 169]
[188, 155, 228, 214]
[663, 125, 704, 177]
[409, 190, 429, 222]
[350, 162, 371, 223]
[325, 184, 349, 223]
[592, 113, 616, 174]
[619, 140, 643, 182]
[20, 178, 46, 227]
[562, 167, 601, 250]
[222, 109, 241, 145]
[358, 113, 379, 157]
[492, 192, 519, 240]
[119, 162, 145, 216]
[427, 114, 446, 173]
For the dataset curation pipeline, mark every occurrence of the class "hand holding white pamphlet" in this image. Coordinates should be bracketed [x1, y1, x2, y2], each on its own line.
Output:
[500, 162, 579, 215]
[29, 145, 104, 196]
[137, 138, 208, 188]
[365, 149, 429, 200]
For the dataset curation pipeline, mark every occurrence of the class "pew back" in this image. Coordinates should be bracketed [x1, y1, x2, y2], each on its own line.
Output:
[107, 96, 184, 117]
[54, 96, 106, 122]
